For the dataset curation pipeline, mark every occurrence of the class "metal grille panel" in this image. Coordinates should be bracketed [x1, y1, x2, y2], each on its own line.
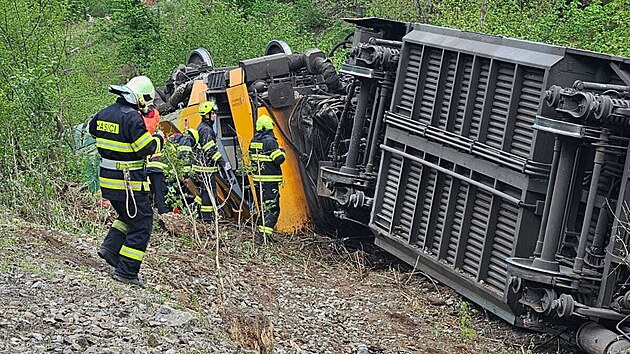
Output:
[510, 68, 544, 158]
[453, 56, 474, 135]
[371, 22, 630, 324]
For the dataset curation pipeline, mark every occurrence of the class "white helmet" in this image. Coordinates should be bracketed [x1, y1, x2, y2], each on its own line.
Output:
[109, 75, 155, 111]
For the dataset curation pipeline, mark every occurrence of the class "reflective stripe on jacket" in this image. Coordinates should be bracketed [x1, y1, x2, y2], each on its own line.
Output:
[248, 129, 285, 183]
[192, 120, 224, 174]
[88, 98, 163, 200]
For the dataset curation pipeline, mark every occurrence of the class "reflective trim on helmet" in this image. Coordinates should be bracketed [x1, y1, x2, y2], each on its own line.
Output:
[112, 219, 128, 233]
[119, 245, 145, 261]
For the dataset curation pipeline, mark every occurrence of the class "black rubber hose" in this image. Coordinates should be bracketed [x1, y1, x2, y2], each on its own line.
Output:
[314, 57, 344, 93]
[332, 78, 357, 166]
[287, 53, 306, 72]
[327, 40, 352, 58]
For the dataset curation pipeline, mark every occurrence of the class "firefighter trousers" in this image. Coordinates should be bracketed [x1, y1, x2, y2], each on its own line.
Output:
[254, 181, 281, 237]
[148, 172, 169, 214]
[101, 193, 153, 279]
[195, 173, 218, 223]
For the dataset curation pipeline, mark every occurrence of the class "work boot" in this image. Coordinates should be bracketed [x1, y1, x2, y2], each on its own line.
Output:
[112, 273, 146, 288]
[97, 247, 119, 268]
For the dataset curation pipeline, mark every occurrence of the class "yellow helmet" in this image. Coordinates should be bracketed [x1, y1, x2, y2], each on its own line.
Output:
[198, 101, 218, 116]
[185, 128, 200, 146]
[255, 114, 274, 131]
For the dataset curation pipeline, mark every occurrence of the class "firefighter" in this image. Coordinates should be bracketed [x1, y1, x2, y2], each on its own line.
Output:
[162, 129, 198, 213]
[193, 101, 225, 222]
[248, 114, 285, 244]
[142, 107, 170, 214]
[89, 75, 164, 287]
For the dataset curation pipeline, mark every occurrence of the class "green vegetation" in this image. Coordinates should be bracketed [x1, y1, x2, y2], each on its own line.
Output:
[458, 301, 477, 340]
[0, 0, 629, 229]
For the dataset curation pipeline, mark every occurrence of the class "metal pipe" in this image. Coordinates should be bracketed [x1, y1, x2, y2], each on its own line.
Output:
[380, 145, 523, 205]
[368, 38, 403, 48]
[363, 85, 381, 166]
[592, 207, 611, 254]
[573, 80, 630, 92]
[532, 137, 578, 272]
[366, 75, 394, 173]
[574, 142, 607, 273]
[535, 137, 562, 257]
[341, 78, 374, 174]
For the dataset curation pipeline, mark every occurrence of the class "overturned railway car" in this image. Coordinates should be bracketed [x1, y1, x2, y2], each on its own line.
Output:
[352, 20, 630, 353]
[156, 18, 630, 353]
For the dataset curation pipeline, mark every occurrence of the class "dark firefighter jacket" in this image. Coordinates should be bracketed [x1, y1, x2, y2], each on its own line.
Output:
[193, 120, 225, 174]
[89, 98, 164, 201]
[248, 130, 285, 182]
[169, 133, 196, 178]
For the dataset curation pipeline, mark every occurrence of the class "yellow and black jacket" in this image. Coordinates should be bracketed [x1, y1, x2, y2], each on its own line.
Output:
[193, 120, 224, 174]
[248, 130, 285, 183]
[89, 98, 163, 201]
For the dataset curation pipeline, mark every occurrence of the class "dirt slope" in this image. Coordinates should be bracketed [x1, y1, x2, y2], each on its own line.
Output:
[0, 212, 577, 353]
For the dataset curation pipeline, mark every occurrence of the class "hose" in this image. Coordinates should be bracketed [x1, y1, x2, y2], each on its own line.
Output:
[332, 78, 357, 166]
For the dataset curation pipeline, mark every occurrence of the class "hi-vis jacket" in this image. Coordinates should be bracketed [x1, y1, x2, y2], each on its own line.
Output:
[89, 98, 163, 201]
[248, 130, 285, 183]
[193, 120, 224, 174]
[143, 108, 168, 173]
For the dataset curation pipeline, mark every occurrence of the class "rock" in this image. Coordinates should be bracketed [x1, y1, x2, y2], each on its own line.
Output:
[76, 336, 89, 348]
[428, 295, 446, 306]
[155, 307, 193, 327]
[147, 334, 159, 348]
[31, 333, 44, 341]
[165, 349, 176, 354]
